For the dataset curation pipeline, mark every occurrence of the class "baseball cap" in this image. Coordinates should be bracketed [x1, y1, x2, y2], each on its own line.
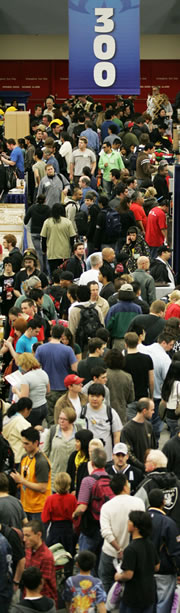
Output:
[50, 119, 63, 127]
[157, 246, 173, 255]
[113, 443, 128, 455]
[64, 374, 84, 387]
[23, 250, 37, 262]
[159, 160, 168, 167]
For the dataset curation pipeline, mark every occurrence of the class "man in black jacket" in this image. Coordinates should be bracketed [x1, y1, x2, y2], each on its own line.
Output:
[85, 192, 99, 255]
[154, 161, 170, 201]
[135, 449, 180, 531]
[150, 245, 175, 286]
[148, 488, 180, 613]
[94, 195, 121, 250]
[106, 442, 144, 494]
[66, 242, 86, 279]
[3, 234, 23, 273]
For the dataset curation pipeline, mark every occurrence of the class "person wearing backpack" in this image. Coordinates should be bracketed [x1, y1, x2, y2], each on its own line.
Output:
[80, 383, 122, 460]
[72, 447, 114, 562]
[99, 472, 145, 594]
[68, 285, 104, 347]
[94, 194, 122, 250]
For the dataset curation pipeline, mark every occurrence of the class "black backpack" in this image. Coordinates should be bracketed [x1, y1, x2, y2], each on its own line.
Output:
[104, 209, 122, 240]
[75, 305, 102, 349]
[75, 209, 88, 237]
[5, 166, 16, 190]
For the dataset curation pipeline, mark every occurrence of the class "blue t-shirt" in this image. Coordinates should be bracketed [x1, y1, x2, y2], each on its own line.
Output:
[10, 146, 24, 173]
[16, 335, 37, 354]
[35, 342, 77, 390]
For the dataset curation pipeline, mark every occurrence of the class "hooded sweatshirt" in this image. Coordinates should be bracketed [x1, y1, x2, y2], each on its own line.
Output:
[135, 468, 180, 531]
[11, 597, 56, 613]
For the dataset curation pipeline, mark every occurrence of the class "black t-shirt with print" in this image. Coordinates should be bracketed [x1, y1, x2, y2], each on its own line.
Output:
[122, 537, 159, 608]
[0, 274, 16, 315]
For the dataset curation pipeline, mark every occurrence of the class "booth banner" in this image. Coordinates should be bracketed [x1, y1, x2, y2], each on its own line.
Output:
[69, 0, 140, 95]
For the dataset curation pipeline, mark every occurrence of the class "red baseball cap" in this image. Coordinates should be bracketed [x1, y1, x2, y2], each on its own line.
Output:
[64, 374, 84, 387]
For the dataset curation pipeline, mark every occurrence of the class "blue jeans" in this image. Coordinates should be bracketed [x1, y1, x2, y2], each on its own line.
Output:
[98, 550, 115, 594]
[79, 530, 103, 571]
[149, 246, 159, 260]
[31, 234, 44, 272]
[28, 403, 47, 427]
[152, 398, 164, 444]
[166, 416, 180, 438]
[26, 512, 42, 520]
[103, 178, 112, 197]
[155, 573, 176, 613]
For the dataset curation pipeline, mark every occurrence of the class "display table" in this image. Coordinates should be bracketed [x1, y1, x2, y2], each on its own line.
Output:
[155, 284, 175, 300]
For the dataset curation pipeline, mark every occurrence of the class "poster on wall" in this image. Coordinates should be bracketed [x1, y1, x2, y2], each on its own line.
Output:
[68, 0, 140, 95]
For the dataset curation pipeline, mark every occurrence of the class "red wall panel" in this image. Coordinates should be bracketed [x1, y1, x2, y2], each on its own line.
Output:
[0, 60, 180, 113]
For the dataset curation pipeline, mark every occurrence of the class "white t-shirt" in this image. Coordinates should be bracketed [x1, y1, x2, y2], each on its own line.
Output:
[85, 402, 122, 460]
[60, 141, 72, 172]
[79, 269, 102, 289]
[70, 395, 82, 418]
[167, 381, 180, 411]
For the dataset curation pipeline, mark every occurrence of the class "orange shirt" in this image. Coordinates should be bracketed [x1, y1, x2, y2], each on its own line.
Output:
[20, 451, 51, 513]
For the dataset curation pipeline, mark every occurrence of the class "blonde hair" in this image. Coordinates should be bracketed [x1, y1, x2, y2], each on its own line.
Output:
[54, 472, 71, 494]
[169, 290, 180, 303]
[59, 406, 76, 424]
[89, 438, 104, 459]
[17, 353, 40, 371]
[144, 186, 157, 199]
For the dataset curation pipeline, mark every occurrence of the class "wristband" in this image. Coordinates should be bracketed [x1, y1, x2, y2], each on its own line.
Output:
[13, 581, 20, 585]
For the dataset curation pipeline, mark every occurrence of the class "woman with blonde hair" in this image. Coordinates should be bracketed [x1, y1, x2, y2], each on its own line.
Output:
[143, 186, 158, 216]
[165, 291, 180, 321]
[41, 472, 77, 552]
[43, 406, 82, 489]
[12, 352, 50, 426]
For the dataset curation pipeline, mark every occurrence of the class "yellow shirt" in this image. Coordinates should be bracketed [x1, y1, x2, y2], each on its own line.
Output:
[20, 452, 51, 513]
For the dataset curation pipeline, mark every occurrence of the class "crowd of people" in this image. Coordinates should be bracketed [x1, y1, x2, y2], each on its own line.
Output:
[0, 90, 180, 613]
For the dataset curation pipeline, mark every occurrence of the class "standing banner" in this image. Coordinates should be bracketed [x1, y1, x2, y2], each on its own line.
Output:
[69, 0, 140, 96]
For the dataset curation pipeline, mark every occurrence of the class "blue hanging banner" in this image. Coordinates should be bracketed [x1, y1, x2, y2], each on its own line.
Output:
[69, 0, 140, 96]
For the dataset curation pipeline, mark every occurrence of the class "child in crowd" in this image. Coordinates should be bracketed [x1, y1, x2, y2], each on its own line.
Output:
[64, 550, 106, 613]
[41, 472, 77, 555]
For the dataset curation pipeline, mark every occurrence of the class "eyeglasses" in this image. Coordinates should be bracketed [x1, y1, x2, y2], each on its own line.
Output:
[59, 417, 69, 422]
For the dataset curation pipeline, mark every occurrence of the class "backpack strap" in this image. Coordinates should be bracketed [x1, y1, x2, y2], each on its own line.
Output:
[49, 425, 56, 451]
[79, 404, 89, 429]
[106, 405, 113, 448]
[57, 173, 66, 189]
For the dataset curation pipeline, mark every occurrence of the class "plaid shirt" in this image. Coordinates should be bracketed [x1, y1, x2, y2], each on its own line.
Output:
[25, 542, 57, 606]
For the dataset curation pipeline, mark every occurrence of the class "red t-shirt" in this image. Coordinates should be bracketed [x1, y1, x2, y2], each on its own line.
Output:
[165, 303, 180, 320]
[145, 206, 167, 247]
[130, 203, 147, 230]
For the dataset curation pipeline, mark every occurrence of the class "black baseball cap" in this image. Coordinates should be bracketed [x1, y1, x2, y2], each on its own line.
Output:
[157, 246, 173, 255]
